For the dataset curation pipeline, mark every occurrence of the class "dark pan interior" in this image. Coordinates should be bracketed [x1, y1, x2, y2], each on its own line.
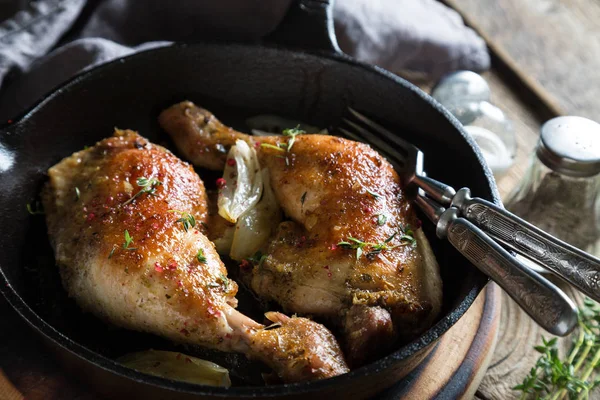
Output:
[0, 43, 493, 399]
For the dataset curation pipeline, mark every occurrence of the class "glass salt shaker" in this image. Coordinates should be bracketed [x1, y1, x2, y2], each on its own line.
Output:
[431, 71, 517, 176]
[504, 116, 600, 270]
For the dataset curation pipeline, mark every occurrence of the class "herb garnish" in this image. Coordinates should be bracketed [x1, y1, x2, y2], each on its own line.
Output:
[282, 126, 304, 152]
[399, 224, 416, 246]
[123, 176, 162, 205]
[338, 235, 394, 259]
[514, 298, 600, 399]
[26, 201, 45, 215]
[122, 230, 137, 250]
[196, 249, 207, 264]
[376, 214, 387, 226]
[247, 251, 267, 268]
[219, 273, 229, 290]
[74, 187, 81, 201]
[260, 126, 306, 165]
[108, 230, 136, 258]
[169, 210, 196, 232]
[366, 189, 382, 199]
[338, 225, 416, 259]
[260, 143, 286, 152]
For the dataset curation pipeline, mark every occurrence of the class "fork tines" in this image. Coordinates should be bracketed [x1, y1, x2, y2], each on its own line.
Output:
[339, 108, 420, 174]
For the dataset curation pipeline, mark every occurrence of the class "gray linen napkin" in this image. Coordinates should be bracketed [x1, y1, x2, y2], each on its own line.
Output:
[0, 0, 490, 121]
[334, 0, 490, 78]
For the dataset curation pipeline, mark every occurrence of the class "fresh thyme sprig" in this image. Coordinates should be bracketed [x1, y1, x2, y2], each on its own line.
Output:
[366, 189, 382, 199]
[108, 230, 137, 259]
[247, 251, 267, 267]
[208, 273, 229, 290]
[282, 126, 304, 152]
[123, 176, 162, 205]
[338, 235, 394, 260]
[260, 143, 285, 152]
[169, 210, 196, 232]
[399, 224, 416, 246]
[219, 273, 229, 290]
[196, 249, 207, 264]
[337, 225, 416, 260]
[514, 298, 600, 400]
[260, 125, 306, 165]
[122, 230, 137, 250]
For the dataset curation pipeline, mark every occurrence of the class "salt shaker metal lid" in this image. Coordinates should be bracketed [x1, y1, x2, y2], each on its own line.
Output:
[537, 116, 600, 177]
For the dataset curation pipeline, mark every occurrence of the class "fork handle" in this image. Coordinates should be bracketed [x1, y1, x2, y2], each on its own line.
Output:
[438, 208, 577, 336]
[412, 175, 456, 204]
[451, 187, 600, 303]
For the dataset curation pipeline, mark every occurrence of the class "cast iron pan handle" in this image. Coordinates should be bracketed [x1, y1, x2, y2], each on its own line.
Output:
[265, 0, 341, 54]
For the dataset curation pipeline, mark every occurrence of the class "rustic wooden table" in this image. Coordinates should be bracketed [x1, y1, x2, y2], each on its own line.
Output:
[441, 1, 600, 398]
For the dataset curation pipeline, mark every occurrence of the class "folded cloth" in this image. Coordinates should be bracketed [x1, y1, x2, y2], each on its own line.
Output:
[0, 0, 490, 121]
[0, 0, 85, 89]
[334, 0, 490, 78]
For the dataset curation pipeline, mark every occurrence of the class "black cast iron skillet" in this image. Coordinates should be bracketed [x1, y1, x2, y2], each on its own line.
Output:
[0, 1, 496, 399]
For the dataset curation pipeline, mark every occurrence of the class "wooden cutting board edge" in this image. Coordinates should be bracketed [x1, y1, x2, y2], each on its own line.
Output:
[379, 282, 501, 399]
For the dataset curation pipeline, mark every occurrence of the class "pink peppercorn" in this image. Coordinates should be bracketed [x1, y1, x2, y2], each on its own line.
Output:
[216, 178, 226, 188]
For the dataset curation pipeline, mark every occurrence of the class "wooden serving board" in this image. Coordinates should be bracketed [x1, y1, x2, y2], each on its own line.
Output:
[0, 283, 501, 400]
[379, 282, 501, 399]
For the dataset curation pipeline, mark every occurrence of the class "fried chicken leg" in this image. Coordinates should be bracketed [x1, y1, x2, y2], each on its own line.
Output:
[42, 129, 348, 382]
[159, 102, 443, 366]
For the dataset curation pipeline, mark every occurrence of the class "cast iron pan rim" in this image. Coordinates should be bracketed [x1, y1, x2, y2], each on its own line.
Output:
[0, 278, 485, 397]
[0, 41, 494, 396]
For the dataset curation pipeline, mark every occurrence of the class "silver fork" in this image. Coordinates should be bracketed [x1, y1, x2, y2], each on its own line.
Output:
[339, 108, 580, 336]
[342, 108, 600, 301]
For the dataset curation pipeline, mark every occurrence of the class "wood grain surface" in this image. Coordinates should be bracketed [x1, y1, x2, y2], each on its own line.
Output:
[380, 283, 500, 400]
[477, 283, 589, 400]
[436, 1, 600, 397]
[445, 0, 600, 121]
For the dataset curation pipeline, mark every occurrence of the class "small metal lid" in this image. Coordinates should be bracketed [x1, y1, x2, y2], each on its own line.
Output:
[537, 116, 600, 177]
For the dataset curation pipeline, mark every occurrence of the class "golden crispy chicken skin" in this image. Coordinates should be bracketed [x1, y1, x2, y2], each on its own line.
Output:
[158, 103, 244, 171]
[160, 102, 443, 366]
[42, 129, 348, 382]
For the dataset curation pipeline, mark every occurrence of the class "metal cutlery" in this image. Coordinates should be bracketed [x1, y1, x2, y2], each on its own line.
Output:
[338, 108, 589, 335]
[341, 108, 600, 302]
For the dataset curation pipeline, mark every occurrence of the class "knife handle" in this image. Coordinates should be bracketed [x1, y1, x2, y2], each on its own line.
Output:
[438, 208, 578, 336]
[451, 188, 600, 304]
